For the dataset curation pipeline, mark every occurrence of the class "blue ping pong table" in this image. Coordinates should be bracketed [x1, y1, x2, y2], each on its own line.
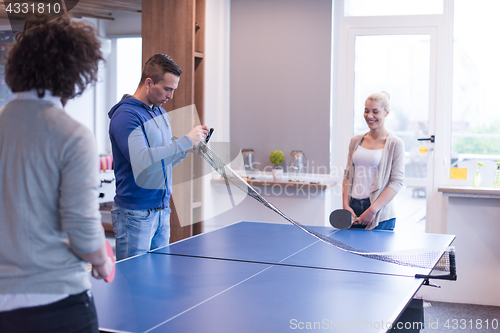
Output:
[91, 221, 455, 333]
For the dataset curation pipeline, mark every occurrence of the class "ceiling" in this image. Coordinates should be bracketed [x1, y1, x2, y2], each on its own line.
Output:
[0, 0, 142, 21]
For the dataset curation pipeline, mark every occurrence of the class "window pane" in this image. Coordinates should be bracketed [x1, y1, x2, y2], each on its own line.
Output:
[354, 34, 430, 179]
[451, 0, 500, 183]
[354, 34, 430, 233]
[116, 38, 142, 102]
[344, 0, 443, 16]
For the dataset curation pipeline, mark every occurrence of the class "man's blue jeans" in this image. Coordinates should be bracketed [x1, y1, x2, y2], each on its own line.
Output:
[111, 204, 171, 261]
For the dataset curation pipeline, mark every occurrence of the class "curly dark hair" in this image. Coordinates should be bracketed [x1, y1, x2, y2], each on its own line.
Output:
[5, 14, 103, 99]
[139, 53, 182, 87]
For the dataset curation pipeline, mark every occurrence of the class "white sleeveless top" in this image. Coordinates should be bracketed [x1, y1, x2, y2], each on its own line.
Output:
[351, 146, 383, 199]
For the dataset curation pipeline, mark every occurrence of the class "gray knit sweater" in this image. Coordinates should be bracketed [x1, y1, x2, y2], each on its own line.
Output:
[0, 96, 105, 295]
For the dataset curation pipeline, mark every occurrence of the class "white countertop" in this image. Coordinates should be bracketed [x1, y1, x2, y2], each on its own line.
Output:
[438, 185, 500, 199]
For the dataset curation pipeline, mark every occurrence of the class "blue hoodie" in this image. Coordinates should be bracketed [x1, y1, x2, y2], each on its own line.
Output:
[108, 96, 193, 210]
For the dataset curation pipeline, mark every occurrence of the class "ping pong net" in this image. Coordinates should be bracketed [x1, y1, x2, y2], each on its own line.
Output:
[195, 140, 455, 277]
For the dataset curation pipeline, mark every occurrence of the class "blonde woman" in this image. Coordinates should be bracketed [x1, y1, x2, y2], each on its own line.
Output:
[342, 91, 405, 230]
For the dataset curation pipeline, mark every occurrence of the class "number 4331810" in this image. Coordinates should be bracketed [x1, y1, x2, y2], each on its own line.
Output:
[5, 2, 62, 14]
[444, 319, 498, 330]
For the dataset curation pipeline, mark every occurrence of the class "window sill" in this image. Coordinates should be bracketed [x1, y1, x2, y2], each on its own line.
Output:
[438, 186, 500, 199]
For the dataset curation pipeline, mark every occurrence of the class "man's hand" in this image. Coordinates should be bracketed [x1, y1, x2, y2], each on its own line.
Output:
[187, 125, 209, 146]
[187, 145, 204, 157]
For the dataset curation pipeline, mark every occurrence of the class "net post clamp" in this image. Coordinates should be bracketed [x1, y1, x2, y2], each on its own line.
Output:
[417, 279, 441, 288]
[415, 273, 457, 289]
[415, 246, 457, 287]
[415, 272, 457, 282]
[415, 272, 457, 285]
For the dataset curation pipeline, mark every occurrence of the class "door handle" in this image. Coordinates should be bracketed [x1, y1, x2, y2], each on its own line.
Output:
[418, 135, 435, 143]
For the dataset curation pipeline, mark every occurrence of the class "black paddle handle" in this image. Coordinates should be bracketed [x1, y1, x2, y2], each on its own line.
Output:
[205, 128, 214, 143]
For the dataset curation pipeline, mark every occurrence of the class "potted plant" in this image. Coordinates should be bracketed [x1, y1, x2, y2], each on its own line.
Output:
[270, 150, 285, 181]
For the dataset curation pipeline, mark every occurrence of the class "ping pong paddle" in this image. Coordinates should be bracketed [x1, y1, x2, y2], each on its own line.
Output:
[92, 239, 115, 283]
[329, 209, 359, 229]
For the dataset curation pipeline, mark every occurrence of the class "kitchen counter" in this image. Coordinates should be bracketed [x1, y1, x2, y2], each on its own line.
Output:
[419, 184, 500, 306]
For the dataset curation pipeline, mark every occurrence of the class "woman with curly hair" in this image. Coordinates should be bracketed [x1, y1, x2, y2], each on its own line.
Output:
[0, 14, 113, 332]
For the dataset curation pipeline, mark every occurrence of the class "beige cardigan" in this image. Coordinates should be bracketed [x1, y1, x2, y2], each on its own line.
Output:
[343, 132, 405, 229]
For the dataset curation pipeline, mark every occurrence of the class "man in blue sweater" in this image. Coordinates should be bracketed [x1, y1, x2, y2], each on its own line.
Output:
[109, 54, 208, 260]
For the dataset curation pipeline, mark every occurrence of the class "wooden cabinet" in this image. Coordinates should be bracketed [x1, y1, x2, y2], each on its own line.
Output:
[142, 0, 205, 242]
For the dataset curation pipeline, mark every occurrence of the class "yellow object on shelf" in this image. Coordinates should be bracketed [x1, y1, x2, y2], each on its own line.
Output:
[450, 168, 467, 180]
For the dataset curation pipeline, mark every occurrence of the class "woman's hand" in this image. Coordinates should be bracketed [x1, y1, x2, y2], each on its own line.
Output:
[92, 257, 114, 280]
[342, 205, 359, 225]
[342, 205, 356, 218]
[358, 206, 377, 227]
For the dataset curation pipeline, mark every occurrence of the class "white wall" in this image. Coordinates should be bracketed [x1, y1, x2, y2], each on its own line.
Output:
[418, 196, 500, 306]
[201, 0, 232, 229]
[64, 14, 141, 155]
[229, 0, 332, 174]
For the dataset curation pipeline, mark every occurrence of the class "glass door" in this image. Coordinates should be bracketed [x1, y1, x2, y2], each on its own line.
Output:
[348, 28, 438, 232]
[334, 0, 453, 233]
